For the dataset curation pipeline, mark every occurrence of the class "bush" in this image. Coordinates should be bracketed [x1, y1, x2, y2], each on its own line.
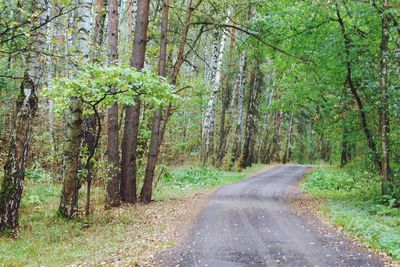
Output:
[162, 166, 222, 187]
[26, 164, 54, 183]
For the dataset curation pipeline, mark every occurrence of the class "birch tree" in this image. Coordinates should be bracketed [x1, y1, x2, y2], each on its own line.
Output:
[59, 0, 93, 219]
[202, 17, 229, 163]
[0, 0, 49, 231]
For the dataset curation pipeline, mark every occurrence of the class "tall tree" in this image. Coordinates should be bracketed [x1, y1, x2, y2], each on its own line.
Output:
[59, 0, 93, 218]
[120, 0, 150, 203]
[379, 0, 391, 193]
[241, 65, 261, 168]
[217, 27, 236, 165]
[140, 0, 169, 204]
[335, 1, 382, 171]
[0, 0, 49, 231]
[106, 0, 121, 206]
[230, 52, 247, 167]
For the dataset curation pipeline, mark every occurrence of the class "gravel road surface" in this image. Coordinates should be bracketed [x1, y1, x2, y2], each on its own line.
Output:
[158, 165, 385, 267]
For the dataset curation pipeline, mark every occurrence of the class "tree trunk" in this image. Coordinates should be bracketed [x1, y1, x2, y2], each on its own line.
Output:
[266, 109, 282, 163]
[335, 2, 382, 171]
[120, 0, 150, 203]
[259, 89, 274, 163]
[156, 0, 198, 160]
[241, 66, 261, 168]
[106, 0, 120, 207]
[230, 52, 247, 167]
[282, 113, 294, 164]
[140, 0, 169, 204]
[94, 0, 106, 51]
[59, 0, 93, 218]
[0, 68, 40, 231]
[202, 29, 227, 163]
[340, 128, 349, 167]
[217, 27, 236, 165]
[379, 0, 391, 193]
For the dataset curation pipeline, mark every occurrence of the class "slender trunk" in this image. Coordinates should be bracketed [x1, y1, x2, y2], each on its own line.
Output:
[380, 0, 391, 193]
[202, 26, 228, 163]
[230, 52, 247, 167]
[340, 128, 349, 167]
[282, 113, 294, 164]
[120, 0, 150, 203]
[94, 0, 106, 51]
[59, 0, 93, 219]
[208, 31, 219, 85]
[106, 0, 120, 207]
[259, 89, 274, 163]
[217, 27, 236, 165]
[267, 110, 282, 163]
[335, 2, 382, 171]
[140, 0, 169, 204]
[81, 0, 106, 215]
[241, 67, 260, 168]
[157, 0, 198, 154]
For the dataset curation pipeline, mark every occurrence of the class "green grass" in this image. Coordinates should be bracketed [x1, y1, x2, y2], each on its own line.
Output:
[0, 164, 268, 266]
[154, 164, 267, 200]
[302, 167, 400, 261]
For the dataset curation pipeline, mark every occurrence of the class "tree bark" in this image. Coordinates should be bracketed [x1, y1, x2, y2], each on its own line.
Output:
[266, 109, 283, 164]
[59, 0, 93, 219]
[217, 27, 236, 165]
[140, 0, 169, 204]
[0, 66, 40, 231]
[94, 0, 106, 50]
[340, 128, 349, 167]
[202, 25, 228, 163]
[106, 0, 120, 207]
[120, 0, 150, 203]
[282, 113, 294, 164]
[230, 52, 247, 167]
[241, 66, 261, 168]
[379, 0, 391, 193]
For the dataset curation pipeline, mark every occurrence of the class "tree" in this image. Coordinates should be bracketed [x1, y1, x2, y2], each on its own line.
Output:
[59, 0, 93, 219]
[0, 0, 49, 231]
[379, 0, 391, 193]
[120, 0, 150, 203]
[140, 0, 169, 204]
[106, 0, 121, 207]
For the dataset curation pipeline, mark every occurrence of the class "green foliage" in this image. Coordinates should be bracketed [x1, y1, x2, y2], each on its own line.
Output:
[26, 164, 54, 184]
[44, 64, 176, 115]
[163, 166, 222, 187]
[303, 168, 400, 260]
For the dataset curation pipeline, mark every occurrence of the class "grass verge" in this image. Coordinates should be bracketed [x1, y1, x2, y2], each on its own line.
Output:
[302, 167, 400, 261]
[0, 164, 268, 266]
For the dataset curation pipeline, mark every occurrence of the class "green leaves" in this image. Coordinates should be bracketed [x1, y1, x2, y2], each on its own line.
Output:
[43, 64, 176, 115]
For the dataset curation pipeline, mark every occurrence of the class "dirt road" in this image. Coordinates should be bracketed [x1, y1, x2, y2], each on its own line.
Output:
[158, 165, 385, 267]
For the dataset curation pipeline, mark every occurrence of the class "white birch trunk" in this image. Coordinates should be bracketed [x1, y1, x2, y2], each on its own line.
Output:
[202, 20, 229, 162]
[0, 0, 49, 231]
[235, 52, 247, 154]
[60, 0, 93, 218]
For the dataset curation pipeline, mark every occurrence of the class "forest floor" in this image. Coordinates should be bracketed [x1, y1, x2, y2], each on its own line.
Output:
[158, 165, 390, 267]
[0, 164, 271, 266]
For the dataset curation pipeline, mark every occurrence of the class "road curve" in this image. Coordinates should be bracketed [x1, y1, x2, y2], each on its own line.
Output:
[158, 165, 385, 267]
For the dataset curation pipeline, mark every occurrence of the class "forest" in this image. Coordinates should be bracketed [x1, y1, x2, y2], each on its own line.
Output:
[0, 0, 400, 266]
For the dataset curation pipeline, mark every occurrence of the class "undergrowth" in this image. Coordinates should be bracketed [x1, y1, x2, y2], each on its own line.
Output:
[302, 167, 400, 261]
